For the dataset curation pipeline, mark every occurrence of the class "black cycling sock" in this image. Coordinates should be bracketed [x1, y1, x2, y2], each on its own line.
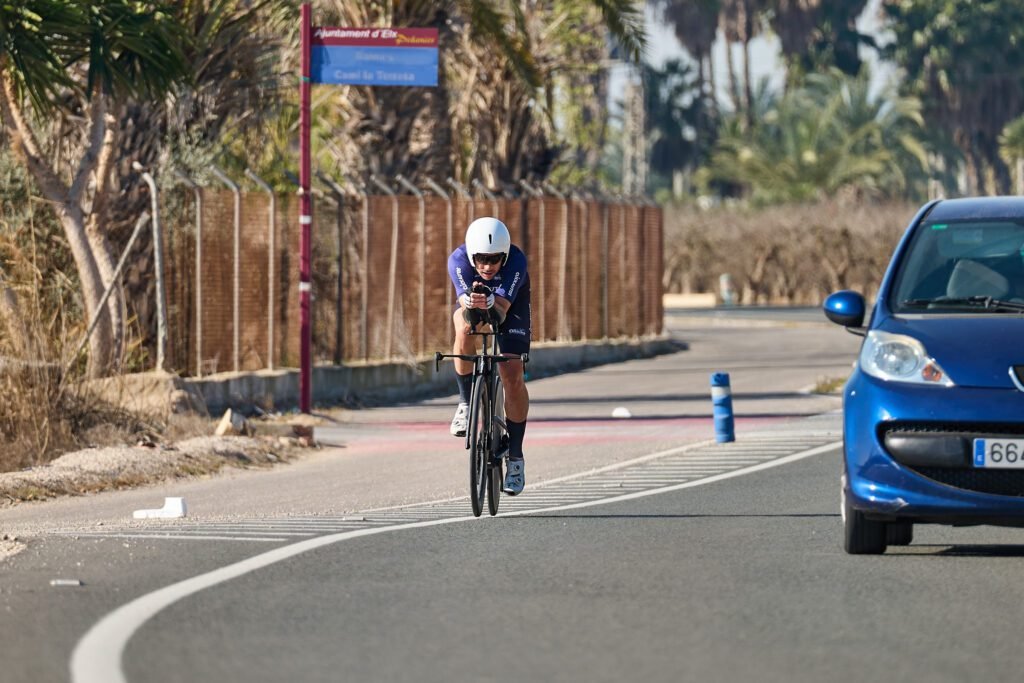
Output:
[455, 372, 473, 405]
[507, 419, 526, 460]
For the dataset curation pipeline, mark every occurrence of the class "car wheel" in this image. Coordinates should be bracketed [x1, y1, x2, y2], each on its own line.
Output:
[842, 475, 887, 555]
[886, 522, 913, 546]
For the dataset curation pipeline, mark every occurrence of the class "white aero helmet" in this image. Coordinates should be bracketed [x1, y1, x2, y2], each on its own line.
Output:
[465, 216, 511, 266]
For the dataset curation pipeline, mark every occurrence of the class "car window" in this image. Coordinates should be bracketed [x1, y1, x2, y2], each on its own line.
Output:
[891, 220, 1024, 311]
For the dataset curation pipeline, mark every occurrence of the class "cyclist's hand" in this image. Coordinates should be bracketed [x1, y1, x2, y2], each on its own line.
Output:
[470, 282, 495, 309]
[462, 292, 494, 309]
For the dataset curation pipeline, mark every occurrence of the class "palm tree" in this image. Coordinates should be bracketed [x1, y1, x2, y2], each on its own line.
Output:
[705, 68, 926, 202]
[654, 0, 720, 115]
[768, 0, 870, 82]
[721, 0, 768, 127]
[883, 0, 1020, 195]
[644, 59, 707, 195]
[999, 115, 1024, 194]
[0, 0, 190, 377]
[310, 0, 646, 186]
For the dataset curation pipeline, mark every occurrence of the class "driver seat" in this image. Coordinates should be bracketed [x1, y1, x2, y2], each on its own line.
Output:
[946, 259, 1010, 299]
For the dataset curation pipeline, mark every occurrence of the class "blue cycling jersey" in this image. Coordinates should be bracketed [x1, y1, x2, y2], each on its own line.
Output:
[447, 244, 529, 303]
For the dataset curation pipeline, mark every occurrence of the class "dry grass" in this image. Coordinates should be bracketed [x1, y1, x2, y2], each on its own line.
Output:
[0, 209, 168, 473]
[812, 376, 848, 394]
[0, 360, 161, 473]
[0, 435, 295, 505]
[664, 200, 918, 305]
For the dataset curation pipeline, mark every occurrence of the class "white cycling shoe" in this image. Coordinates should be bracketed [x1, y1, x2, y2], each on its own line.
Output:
[450, 403, 469, 437]
[503, 459, 525, 496]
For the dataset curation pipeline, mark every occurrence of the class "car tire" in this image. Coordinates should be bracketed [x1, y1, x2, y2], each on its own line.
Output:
[886, 522, 913, 546]
[842, 477, 887, 555]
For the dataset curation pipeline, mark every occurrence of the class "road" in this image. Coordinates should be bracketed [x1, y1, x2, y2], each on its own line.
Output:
[4, 308, 1024, 682]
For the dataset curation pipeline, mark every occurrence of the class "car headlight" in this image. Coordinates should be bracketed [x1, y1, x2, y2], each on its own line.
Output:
[859, 331, 954, 386]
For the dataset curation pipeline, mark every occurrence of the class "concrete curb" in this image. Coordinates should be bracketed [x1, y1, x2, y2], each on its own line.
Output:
[190, 336, 684, 414]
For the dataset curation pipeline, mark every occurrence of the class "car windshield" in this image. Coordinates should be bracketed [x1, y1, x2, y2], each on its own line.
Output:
[890, 219, 1024, 314]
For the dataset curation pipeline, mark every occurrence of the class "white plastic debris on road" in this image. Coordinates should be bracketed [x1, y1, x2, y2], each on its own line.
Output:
[133, 497, 187, 519]
[612, 407, 632, 418]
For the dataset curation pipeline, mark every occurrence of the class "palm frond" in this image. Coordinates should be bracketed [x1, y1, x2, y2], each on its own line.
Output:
[587, 0, 646, 63]
[0, 0, 84, 111]
[460, 0, 541, 87]
[82, 0, 191, 99]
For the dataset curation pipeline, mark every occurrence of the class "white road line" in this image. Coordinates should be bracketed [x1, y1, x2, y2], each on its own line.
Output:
[70, 534, 289, 543]
[119, 529, 318, 537]
[668, 457, 767, 462]
[69, 439, 840, 683]
[624, 468, 728, 474]
[158, 523, 362, 531]
[589, 475, 714, 483]
[509, 494, 602, 502]
[513, 491, 606, 499]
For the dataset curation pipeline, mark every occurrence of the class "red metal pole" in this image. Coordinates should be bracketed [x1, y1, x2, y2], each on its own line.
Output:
[299, 3, 313, 413]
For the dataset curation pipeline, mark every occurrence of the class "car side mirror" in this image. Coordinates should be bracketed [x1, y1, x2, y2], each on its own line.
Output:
[823, 290, 866, 332]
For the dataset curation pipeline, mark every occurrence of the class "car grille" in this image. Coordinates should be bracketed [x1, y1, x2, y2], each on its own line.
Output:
[880, 422, 1024, 438]
[910, 467, 1024, 497]
[880, 422, 1024, 497]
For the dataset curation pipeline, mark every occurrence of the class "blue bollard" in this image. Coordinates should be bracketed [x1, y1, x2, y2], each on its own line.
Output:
[710, 372, 735, 443]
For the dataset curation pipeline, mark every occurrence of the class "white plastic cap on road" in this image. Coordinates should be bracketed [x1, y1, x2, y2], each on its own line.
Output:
[133, 497, 187, 519]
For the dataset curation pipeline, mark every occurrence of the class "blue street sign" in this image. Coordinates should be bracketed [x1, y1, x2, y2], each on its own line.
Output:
[311, 27, 439, 87]
[312, 45, 438, 86]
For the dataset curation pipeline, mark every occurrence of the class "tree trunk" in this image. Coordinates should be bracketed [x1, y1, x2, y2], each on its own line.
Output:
[706, 52, 720, 119]
[57, 206, 116, 376]
[83, 99, 126, 370]
[0, 74, 116, 377]
[986, 140, 1012, 195]
[743, 35, 754, 129]
[724, 37, 742, 115]
[968, 142, 987, 196]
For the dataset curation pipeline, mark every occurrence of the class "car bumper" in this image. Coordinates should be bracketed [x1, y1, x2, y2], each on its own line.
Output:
[844, 368, 1024, 525]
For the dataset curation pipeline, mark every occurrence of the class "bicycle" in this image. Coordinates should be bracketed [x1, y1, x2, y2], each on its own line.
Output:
[435, 301, 528, 517]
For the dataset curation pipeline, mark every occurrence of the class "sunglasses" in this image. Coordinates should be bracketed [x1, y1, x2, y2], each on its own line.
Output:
[473, 253, 504, 266]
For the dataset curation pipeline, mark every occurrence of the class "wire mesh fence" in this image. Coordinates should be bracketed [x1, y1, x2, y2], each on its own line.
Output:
[159, 183, 663, 377]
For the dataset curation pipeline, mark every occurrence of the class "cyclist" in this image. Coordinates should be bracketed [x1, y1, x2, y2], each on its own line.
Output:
[447, 216, 531, 495]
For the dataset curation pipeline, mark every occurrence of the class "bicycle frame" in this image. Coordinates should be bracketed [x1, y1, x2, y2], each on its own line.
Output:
[435, 329, 526, 440]
[435, 322, 528, 516]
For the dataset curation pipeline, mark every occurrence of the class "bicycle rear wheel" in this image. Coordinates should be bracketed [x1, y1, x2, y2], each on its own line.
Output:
[468, 375, 489, 517]
[487, 375, 505, 516]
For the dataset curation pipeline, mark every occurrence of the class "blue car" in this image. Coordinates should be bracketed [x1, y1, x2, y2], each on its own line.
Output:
[824, 197, 1024, 554]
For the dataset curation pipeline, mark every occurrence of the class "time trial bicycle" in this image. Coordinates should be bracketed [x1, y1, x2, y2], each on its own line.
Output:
[435, 308, 528, 517]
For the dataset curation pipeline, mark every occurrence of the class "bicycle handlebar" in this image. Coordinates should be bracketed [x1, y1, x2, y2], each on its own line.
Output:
[434, 351, 529, 373]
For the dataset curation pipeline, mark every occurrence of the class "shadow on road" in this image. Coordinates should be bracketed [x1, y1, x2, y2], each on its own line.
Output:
[521, 513, 840, 519]
[889, 544, 1024, 558]
[526, 412, 827, 422]
[586, 360, 852, 376]
[528, 392, 829, 405]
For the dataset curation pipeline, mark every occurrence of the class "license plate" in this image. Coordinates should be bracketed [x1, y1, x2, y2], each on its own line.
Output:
[973, 439, 1024, 468]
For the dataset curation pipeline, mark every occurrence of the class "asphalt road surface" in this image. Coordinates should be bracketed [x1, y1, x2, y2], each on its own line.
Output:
[4, 308, 1024, 683]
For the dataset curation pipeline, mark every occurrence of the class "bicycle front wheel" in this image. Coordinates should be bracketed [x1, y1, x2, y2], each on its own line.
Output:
[487, 375, 505, 516]
[468, 375, 489, 517]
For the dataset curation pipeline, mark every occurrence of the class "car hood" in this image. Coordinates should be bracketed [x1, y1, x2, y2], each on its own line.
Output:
[875, 315, 1024, 389]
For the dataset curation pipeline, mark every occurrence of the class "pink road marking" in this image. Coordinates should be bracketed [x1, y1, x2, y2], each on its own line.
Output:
[326, 415, 804, 455]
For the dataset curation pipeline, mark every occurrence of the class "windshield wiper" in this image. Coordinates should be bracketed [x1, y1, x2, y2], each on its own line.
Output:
[900, 296, 1024, 312]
